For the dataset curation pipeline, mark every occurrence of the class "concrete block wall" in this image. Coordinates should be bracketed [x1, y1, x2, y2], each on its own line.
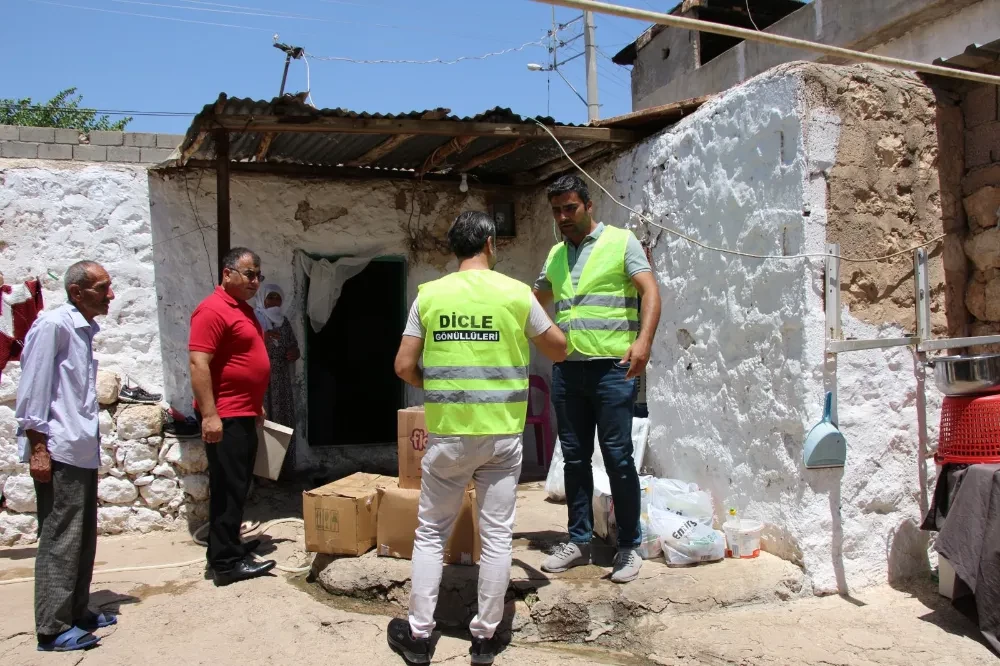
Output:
[0, 126, 184, 164]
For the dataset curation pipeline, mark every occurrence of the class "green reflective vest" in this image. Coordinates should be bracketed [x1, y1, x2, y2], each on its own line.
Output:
[418, 270, 532, 436]
[544, 225, 639, 358]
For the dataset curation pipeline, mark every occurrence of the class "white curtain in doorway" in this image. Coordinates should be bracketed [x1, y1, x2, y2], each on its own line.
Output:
[296, 251, 381, 332]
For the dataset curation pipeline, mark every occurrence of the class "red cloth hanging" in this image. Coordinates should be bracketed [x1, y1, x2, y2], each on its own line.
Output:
[0, 278, 44, 375]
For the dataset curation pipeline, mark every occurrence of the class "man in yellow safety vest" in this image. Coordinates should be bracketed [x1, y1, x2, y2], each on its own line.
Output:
[534, 174, 662, 584]
[387, 211, 567, 665]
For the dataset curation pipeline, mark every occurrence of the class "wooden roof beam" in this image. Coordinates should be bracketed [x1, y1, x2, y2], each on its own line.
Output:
[208, 115, 638, 144]
[454, 138, 529, 172]
[344, 109, 450, 167]
[515, 142, 615, 185]
[418, 135, 478, 176]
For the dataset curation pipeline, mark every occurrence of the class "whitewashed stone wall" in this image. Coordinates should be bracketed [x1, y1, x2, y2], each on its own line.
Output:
[148, 171, 552, 466]
[567, 63, 946, 594]
[0, 159, 202, 545]
[0, 369, 208, 546]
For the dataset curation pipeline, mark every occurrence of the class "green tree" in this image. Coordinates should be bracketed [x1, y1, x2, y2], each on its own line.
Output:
[0, 88, 131, 131]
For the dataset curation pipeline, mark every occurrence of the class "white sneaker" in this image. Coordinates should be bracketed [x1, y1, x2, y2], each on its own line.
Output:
[541, 542, 592, 573]
[610, 548, 642, 583]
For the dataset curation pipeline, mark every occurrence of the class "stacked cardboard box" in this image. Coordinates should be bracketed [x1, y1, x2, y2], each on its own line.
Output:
[301, 407, 480, 565]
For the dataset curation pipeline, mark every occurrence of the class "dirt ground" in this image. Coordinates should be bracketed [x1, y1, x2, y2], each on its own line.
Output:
[1, 519, 996, 666]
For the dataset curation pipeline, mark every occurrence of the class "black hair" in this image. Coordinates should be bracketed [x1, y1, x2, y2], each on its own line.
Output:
[448, 211, 496, 260]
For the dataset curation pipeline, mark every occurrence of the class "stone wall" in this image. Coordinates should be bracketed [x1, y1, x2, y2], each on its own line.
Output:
[0, 369, 207, 546]
[0, 126, 183, 164]
[957, 64, 1000, 348]
[571, 62, 945, 594]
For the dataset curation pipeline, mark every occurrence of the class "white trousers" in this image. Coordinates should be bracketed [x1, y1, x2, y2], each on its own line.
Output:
[408, 433, 522, 640]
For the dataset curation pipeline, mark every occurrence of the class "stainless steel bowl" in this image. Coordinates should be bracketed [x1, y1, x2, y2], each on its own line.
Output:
[930, 354, 1000, 396]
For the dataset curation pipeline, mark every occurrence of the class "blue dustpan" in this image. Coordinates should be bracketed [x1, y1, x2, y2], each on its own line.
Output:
[803, 392, 847, 469]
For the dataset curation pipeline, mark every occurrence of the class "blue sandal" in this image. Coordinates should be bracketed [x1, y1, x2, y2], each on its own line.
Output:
[77, 612, 118, 630]
[37, 626, 100, 652]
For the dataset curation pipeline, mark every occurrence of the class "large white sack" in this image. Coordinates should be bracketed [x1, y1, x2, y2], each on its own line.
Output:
[545, 417, 650, 502]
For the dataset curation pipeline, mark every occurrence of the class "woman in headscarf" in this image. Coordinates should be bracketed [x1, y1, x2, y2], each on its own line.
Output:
[254, 284, 300, 476]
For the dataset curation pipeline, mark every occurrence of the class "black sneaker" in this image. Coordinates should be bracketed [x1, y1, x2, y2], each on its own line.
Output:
[164, 415, 200, 438]
[470, 636, 501, 665]
[119, 382, 161, 404]
[386, 618, 430, 664]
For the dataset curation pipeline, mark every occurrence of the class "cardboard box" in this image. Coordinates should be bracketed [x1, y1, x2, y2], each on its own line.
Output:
[397, 407, 427, 490]
[303, 473, 391, 555]
[376, 485, 480, 566]
[396, 407, 473, 492]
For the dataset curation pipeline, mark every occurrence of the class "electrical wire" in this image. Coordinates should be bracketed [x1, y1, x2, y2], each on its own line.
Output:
[111, 0, 335, 21]
[23, 0, 273, 31]
[0, 518, 314, 586]
[306, 37, 546, 65]
[0, 104, 195, 118]
[531, 119, 946, 264]
[746, 0, 761, 31]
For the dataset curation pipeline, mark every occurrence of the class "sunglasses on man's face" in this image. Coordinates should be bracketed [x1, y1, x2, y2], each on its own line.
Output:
[231, 269, 264, 283]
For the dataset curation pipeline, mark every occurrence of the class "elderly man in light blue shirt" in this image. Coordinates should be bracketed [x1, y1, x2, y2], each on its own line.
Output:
[15, 260, 116, 652]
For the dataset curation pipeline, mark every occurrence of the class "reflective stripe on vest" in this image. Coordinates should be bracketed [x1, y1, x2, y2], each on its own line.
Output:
[544, 225, 639, 358]
[554, 295, 639, 314]
[418, 270, 532, 436]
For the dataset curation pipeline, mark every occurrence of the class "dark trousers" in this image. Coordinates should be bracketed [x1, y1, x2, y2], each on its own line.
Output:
[33, 461, 98, 639]
[205, 417, 259, 571]
[551, 359, 641, 549]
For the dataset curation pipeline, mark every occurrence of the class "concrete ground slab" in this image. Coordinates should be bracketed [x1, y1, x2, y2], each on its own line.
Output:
[314, 485, 809, 646]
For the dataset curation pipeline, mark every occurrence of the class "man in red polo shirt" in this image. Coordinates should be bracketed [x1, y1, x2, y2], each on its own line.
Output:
[189, 247, 275, 586]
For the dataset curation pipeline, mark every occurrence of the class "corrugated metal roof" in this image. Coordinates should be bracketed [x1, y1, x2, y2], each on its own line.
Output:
[166, 94, 645, 185]
[934, 38, 1000, 71]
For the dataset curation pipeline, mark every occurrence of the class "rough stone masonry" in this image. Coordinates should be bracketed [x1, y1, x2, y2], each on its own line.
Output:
[0, 369, 209, 545]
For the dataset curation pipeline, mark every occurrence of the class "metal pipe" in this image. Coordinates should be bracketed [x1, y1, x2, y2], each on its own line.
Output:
[215, 130, 231, 285]
[531, 0, 1000, 87]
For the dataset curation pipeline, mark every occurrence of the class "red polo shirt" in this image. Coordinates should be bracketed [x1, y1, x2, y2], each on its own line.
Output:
[189, 286, 271, 418]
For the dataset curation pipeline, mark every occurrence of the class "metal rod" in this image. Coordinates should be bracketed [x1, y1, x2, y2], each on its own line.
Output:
[919, 334, 1000, 351]
[531, 0, 1000, 87]
[827, 337, 920, 354]
[279, 54, 292, 96]
[584, 9, 600, 122]
[825, 243, 841, 342]
[215, 130, 231, 285]
[913, 248, 931, 518]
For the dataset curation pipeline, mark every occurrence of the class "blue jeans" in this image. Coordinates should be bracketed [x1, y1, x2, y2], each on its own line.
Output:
[551, 359, 640, 549]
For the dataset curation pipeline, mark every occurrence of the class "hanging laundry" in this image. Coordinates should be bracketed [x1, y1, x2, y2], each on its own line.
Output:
[0, 278, 44, 376]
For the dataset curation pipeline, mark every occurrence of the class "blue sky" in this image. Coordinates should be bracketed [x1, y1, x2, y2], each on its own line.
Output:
[1, 0, 674, 134]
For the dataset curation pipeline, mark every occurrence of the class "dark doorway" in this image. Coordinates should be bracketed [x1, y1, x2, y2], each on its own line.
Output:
[306, 258, 406, 446]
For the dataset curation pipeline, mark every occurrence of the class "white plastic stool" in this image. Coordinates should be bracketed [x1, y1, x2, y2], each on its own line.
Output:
[939, 555, 956, 599]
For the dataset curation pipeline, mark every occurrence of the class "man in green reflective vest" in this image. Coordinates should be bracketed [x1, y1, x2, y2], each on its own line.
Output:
[386, 211, 567, 665]
[534, 174, 662, 584]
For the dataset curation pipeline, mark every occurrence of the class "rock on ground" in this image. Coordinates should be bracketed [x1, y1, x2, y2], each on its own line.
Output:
[98, 506, 133, 534]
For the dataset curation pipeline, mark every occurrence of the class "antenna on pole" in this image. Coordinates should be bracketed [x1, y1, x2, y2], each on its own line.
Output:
[273, 35, 305, 97]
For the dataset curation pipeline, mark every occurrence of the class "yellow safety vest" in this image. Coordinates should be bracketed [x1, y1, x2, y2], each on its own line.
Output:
[544, 225, 639, 358]
[419, 270, 532, 436]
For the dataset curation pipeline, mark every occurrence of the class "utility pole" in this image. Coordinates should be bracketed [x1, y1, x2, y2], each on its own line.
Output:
[583, 10, 599, 122]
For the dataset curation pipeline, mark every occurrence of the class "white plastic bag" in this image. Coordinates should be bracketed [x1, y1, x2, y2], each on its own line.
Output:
[594, 476, 662, 560]
[544, 442, 567, 501]
[545, 417, 651, 502]
[649, 506, 725, 566]
[661, 530, 726, 566]
[649, 478, 714, 524]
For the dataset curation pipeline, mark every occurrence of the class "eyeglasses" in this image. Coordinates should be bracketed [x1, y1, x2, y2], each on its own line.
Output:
[235, 270, 264, 282]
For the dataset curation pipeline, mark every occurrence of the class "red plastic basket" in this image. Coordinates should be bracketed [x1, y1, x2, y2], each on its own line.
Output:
[937, 393, 1000, 464]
